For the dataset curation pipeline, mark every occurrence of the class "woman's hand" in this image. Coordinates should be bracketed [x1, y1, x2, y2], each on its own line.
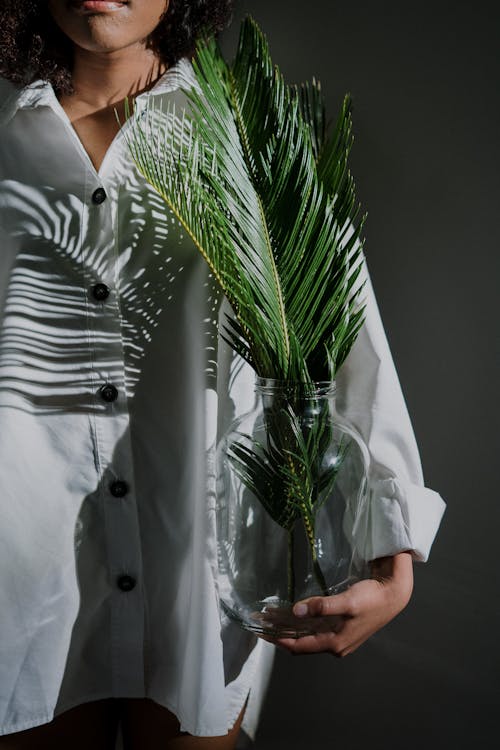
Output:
[266, 551, 414, 658]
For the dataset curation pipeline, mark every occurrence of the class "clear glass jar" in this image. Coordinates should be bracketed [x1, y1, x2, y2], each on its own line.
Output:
[216, 377, 371, 637]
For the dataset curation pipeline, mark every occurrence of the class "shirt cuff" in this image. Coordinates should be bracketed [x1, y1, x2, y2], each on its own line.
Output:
[362, 477, 446, 563]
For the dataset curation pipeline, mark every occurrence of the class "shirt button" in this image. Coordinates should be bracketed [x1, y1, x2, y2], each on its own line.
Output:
[110, 479, 128, 498]
[91, 283, 110, 301]
[117, 575, 136, 592]
[91, 187, 107, 205]
[98, 383, 118, 402]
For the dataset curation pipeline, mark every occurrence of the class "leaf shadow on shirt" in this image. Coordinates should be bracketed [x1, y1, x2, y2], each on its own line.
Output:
[0, 170, 224, 414]
[0, 165, 258, 700]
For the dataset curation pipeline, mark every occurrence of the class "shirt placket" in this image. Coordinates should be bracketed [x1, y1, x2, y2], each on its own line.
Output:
[82, 167, 145, 696]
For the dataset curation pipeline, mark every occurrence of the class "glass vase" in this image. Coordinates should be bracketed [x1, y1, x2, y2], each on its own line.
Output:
[216, 377, 371, 637]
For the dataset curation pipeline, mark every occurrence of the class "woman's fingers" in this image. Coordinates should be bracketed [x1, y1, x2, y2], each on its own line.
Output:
[293, 590, 356, 618]
[275, 559, 414, 655]
[275, 632, 342, 655]
[274, 628, 367, 658]
[258, 554, 415, 657]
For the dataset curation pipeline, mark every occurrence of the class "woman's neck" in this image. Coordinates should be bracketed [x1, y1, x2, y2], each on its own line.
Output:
[56, 43, 168, 172]
[66, 43, 167, 112]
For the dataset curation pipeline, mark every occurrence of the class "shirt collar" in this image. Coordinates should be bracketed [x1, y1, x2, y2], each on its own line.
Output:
[0, 57, 195, 128]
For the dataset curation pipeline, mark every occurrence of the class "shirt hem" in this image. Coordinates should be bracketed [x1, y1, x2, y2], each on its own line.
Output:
[146, 690, 234, 737]
[0, 713, 54, 737]
[0, 684, 254, 739]
[0, 691, 141, 737]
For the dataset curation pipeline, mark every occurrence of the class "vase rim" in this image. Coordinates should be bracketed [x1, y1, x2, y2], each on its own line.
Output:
[254, 376, 336, 397]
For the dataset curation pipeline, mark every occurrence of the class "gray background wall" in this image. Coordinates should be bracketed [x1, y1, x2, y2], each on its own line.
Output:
[221, 2, 500, 748]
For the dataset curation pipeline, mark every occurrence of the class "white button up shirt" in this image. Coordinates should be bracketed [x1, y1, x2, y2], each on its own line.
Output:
[0, 58, 445, 739]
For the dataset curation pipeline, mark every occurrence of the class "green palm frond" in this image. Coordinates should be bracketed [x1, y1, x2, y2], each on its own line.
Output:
[124, 15, 366, 383]
[124, 18, 368, 595]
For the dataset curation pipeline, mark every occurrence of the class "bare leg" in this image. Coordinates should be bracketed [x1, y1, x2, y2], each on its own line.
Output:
[0, 699, 121, 750]
[120, 697, 247, 750]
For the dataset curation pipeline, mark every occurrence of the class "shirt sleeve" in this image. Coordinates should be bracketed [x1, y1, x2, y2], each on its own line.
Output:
[335, 251, 446, 563]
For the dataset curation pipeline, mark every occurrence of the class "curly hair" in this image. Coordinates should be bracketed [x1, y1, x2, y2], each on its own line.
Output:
[0, 0, 234, 95]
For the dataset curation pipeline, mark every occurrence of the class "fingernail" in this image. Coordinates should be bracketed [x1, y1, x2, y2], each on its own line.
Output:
[293, 603, 308, 617]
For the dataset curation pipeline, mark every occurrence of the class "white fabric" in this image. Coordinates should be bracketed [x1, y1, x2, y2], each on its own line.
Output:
[335, 263, 446, 563]
[0, 58, 445, 739]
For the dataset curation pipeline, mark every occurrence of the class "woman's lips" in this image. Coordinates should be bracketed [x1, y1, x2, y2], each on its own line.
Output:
[72, 1, 129, 13]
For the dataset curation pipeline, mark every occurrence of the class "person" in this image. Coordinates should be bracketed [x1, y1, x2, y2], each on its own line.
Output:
[0, 1, 446, 748]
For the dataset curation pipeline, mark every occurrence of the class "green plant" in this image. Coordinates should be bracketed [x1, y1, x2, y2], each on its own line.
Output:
[124, 16, 367, 599]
